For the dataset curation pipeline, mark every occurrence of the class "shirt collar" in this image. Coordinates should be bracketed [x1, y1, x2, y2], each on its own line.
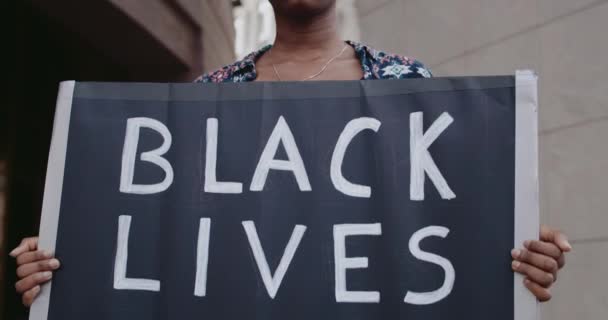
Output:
[233, 40, 378, 81]
[233, 44, 272, 81]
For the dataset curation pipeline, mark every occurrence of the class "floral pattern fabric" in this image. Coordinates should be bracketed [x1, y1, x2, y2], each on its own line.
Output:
[195, 40, 431, 83]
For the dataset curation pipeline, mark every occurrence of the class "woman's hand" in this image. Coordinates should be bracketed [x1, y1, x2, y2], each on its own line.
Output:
[9, 236, 61, 307]
[511, 225, 571, 302]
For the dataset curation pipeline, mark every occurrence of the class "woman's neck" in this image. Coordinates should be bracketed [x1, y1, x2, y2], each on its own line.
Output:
[270, 6, 344, 60]
[254, 5, 362, 81]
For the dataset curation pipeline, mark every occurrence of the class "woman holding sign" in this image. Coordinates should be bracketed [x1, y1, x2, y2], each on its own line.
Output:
[11, 0, 570, 307]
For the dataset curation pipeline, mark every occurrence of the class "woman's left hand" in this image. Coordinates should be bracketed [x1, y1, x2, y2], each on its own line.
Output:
[511, 225, 571, 302]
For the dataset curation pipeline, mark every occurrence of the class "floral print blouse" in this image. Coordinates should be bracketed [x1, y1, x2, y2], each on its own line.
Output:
[195, 40, 431, 83]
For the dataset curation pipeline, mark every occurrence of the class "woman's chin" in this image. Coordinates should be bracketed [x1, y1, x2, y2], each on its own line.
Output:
[270, 0, 335, 18]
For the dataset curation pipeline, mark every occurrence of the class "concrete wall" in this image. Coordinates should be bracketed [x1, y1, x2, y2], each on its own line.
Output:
[200, 0, 237, 72]
[356, 0, 608, 319]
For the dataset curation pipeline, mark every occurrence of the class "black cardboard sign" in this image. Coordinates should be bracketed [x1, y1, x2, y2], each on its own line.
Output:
[31, 74, 539, 320]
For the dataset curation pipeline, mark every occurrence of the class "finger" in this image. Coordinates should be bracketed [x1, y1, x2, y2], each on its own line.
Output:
[524, 278, 552, 302]
[15, 271, 53, 294]
[557, 253, 566, 269]
[16, 250, 53, 266]
[9, 237, 39, 257]
[22, 286, 41, 307]
[16, 259, 60, 278]
[524, 240, 562, 260]
[512, 248, 559, 273]
[512, 260, 554, 288]
[554, 231, 572, 252]
[540, 225, 572, 252]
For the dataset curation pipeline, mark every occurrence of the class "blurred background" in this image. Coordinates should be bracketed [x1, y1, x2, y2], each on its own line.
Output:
[3, 0, 607, 318]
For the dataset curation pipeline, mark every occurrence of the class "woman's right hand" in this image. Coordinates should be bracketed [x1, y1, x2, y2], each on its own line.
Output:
[9, 237, 60, 306]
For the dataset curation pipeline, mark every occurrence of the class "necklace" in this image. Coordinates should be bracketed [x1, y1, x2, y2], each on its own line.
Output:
[270, 44, 349, 81]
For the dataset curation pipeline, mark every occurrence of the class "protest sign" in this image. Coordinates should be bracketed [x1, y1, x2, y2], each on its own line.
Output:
[31, 72, 539, 320]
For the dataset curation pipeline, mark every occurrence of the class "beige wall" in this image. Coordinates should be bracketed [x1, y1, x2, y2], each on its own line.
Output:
[357, 0, 608, 319]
